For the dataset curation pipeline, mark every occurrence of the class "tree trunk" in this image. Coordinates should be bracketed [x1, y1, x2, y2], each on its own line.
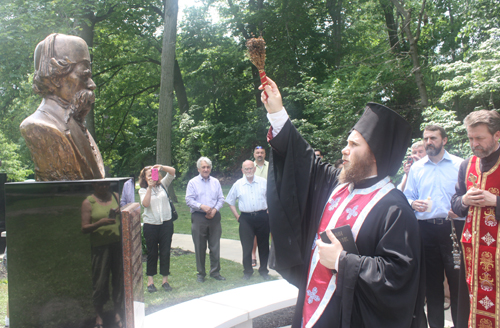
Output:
[79, 16, 97, 138]
[157, 0, 178, 201]
[174, 59, 189, 114]
[379, 0, 399, 52]
[391, 0, 429, 107]
[326, 0, 343, 67]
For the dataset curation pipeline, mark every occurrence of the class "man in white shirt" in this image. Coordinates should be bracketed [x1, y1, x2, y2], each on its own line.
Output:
[226, 160, 270, 280]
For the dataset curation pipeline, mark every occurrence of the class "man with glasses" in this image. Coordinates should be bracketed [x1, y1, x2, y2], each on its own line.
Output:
[226, 160, 270, 280]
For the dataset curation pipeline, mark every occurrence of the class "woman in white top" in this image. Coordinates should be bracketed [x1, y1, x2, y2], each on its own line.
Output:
[138, 164, 175, 293]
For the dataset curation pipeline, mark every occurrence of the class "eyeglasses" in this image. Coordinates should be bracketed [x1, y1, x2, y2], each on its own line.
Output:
[255, 146, 263, 149]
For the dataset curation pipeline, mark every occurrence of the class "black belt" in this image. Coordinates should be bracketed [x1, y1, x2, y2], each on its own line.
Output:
[423, 218, 447, 225]
[241, 209, 267, 216]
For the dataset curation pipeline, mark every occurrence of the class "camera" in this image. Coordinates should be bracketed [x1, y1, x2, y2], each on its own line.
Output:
[151, 167, 159, 181]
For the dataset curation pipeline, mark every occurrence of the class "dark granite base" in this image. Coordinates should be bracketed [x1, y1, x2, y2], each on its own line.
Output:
[5, 179, 144, 328]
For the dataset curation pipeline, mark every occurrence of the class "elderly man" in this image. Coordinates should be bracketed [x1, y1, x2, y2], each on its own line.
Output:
[20, 33, 105, 181]
[404, 125, 463, 328]
[260, 77, 424, 328]
[226, 160, 270, 280]
[451, 110, 500, 328]
[186, 157, 226, 282]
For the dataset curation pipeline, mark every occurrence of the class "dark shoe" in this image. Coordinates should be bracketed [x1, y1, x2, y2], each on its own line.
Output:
[197, 276, 205, 283]
[261, 273, 270, 280]
[162, 282, 173, 291]
[252, 259, 257, 267]
[147, 284, 157, 293]
[212, 275, 226, 281]
[243, 274, 252, 280]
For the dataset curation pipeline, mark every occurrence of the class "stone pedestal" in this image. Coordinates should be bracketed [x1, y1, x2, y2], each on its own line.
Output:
[121, 202, 144, 328]
[5, 178, 144, 328]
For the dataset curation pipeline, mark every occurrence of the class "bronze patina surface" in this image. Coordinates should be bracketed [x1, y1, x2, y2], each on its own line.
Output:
[20, 33, 105, 181]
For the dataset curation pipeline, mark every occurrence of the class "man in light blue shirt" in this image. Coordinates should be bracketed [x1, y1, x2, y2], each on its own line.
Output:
[120, 177, 135, 207]
[226, 160, 270, 280]
[186, 157, 226, 282]
[404, 125, 464, 328]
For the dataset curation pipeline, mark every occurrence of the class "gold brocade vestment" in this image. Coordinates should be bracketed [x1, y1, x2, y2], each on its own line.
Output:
[462, 155, 500, 328]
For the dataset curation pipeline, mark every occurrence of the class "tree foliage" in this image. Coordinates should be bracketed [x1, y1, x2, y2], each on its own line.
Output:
[0, 0, 496, 183]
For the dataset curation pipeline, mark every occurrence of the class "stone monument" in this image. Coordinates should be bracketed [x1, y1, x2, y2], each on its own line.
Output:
[20, 33, 105, 181]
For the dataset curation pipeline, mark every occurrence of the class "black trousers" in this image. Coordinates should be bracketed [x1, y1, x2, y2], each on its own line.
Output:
[191, 211, 222, 277]
[91, 241, 124, 314]
[143, 220, 174, 277]
[419, 219, 463, 328]
[239, 211, 270, 275]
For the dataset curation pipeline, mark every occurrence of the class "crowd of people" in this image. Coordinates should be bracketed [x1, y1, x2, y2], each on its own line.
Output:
[114, 78, 500, 328]
[23, 32, 500, 328]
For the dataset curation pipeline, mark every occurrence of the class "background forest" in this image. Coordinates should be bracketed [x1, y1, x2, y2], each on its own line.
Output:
[1, 0, 499, 186]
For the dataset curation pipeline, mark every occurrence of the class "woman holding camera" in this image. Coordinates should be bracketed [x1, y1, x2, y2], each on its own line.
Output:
[139, 164, 176, 292]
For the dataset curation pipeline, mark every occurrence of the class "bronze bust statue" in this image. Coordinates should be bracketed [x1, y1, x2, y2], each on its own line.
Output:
[20, 33, 105, 181]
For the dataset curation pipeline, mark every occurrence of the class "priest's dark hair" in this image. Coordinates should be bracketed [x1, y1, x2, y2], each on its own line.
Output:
[464, 110, 500, 135]
[351, 103, 412, 178]
[424, 124, 447, 139]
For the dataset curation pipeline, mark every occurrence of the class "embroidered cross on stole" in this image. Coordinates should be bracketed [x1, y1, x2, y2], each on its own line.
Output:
[302, 177, 394, 328]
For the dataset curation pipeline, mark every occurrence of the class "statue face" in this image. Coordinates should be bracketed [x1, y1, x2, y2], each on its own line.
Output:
[56, 61, 96, 103]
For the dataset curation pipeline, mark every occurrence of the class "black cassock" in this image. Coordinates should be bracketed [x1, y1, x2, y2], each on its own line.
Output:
[267, 120, 426, 328]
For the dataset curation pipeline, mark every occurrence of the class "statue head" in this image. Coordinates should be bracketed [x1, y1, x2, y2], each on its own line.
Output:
[32, 34, 96, 123]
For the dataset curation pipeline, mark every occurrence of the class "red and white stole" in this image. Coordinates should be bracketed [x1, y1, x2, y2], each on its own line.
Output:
[302, 177, 394, 328]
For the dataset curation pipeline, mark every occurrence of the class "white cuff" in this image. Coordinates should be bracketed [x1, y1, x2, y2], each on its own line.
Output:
[267, 107, 289, 137]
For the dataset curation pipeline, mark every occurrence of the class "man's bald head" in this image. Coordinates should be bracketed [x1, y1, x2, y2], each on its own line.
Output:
[242, 160, 256, 179]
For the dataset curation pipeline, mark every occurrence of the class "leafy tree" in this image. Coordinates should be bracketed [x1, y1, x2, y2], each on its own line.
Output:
[433, 28, 500, 111]
[0, 130, 33, 181]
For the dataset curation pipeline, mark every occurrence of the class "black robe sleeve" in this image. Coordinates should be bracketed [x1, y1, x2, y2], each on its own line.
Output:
[267, 119, 340, 286]
[451, 158, 471, 218]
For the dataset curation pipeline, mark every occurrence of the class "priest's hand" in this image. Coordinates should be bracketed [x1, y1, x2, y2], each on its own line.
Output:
[463, 188, 496, 207]
[316, 229, 343, 270]
[260, 77, 283, 114]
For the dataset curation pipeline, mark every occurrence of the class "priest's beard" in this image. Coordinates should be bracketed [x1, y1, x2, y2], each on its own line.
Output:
[472, 139, 498, 158]
[338, 152, 376, 184]
[69, 89, 95, 125]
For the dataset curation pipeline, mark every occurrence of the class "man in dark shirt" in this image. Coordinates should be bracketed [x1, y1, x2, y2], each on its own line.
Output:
[451, 109, 500, 328]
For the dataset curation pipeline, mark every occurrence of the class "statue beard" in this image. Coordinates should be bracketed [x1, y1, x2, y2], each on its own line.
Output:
[338, 152, 376, 185]
[68, 89, 95, 125]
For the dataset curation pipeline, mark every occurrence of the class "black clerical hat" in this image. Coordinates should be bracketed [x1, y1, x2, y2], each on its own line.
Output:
[352, 103, 412, 178]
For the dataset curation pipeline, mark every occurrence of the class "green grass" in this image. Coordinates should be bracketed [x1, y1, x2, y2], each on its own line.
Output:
[143, 253, 274, 314]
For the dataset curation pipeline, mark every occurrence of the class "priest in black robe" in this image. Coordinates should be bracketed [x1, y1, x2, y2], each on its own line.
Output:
[260, 77, 426, 328]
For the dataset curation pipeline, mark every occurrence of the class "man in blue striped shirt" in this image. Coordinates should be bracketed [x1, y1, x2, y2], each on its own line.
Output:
[404, 125, 464, 328]
[226, 160, 270, 280]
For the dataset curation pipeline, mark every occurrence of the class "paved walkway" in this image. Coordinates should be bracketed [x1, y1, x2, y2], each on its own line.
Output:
[172, 233, 454, 327]
[172, 233, 281, 277]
